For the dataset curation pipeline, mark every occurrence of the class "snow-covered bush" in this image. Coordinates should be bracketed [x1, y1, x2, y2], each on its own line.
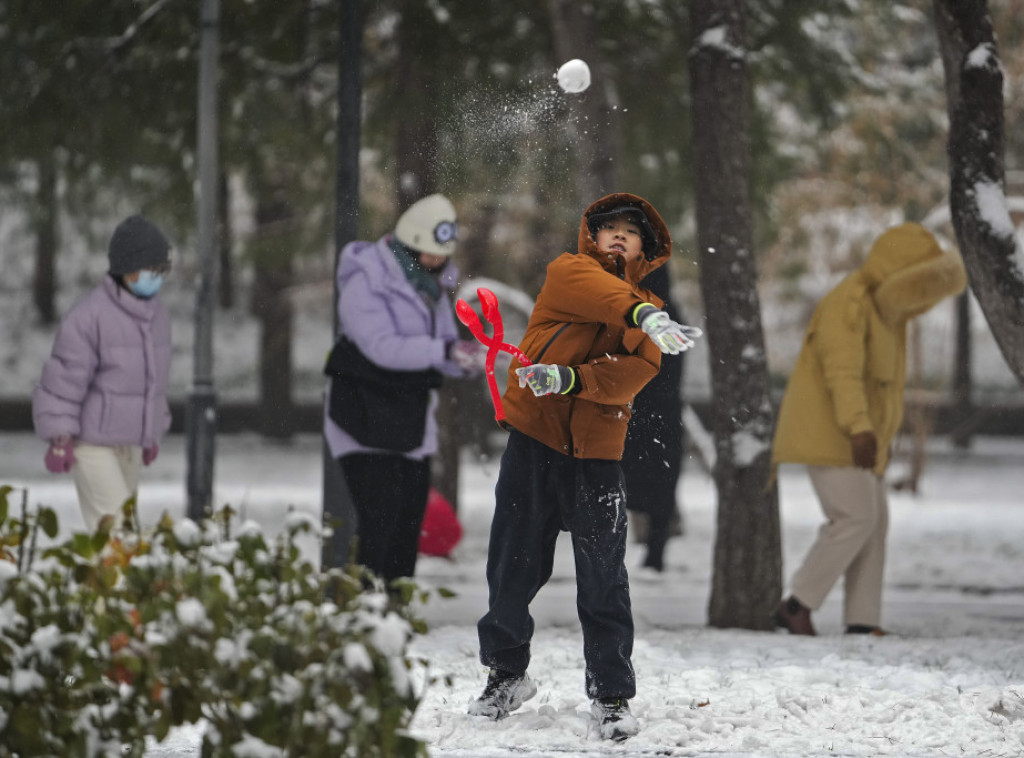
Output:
[0, 486, 430, 757]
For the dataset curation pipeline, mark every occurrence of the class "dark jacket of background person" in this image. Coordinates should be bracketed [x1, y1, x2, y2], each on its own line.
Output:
[621, 263, 686, 571]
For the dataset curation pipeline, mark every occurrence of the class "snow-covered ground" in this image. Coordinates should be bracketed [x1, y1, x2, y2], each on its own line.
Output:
[1, 431, 1022, 757]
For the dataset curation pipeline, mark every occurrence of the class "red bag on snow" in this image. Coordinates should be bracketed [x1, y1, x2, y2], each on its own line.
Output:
[419, 488, 463, 557]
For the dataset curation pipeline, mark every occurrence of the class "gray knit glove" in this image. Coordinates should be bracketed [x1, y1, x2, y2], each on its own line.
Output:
[634, 304, 702, 355]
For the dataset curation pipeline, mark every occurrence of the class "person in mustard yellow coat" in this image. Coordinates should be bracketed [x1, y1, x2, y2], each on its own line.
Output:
[772, 223, 966, 636]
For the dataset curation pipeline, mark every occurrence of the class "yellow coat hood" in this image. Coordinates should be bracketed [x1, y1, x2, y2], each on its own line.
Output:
[862, 223, 967, 325]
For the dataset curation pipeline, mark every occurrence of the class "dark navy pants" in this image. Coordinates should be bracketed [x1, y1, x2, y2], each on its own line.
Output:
[340, 453, 430, 581]
[477, 430, 635, 699]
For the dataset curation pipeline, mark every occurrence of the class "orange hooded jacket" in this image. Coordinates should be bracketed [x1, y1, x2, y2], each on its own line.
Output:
[500, 193, 673, 460]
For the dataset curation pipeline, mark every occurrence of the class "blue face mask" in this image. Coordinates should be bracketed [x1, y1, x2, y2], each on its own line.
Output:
[128, 270, 164, 298]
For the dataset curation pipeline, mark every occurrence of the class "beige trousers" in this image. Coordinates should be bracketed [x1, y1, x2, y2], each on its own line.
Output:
[790, 465, 889, 627]
[71, 443, 143, 532]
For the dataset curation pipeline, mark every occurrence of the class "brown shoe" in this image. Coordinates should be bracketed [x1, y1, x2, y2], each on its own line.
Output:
[773, 596, 816, 636]
[845, 624, 890, 636]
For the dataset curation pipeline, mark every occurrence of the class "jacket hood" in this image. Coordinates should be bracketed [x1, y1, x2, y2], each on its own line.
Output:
[578, 193, 671, 282]
[860, 223, 966, 326]
[861, 223, 941, 286]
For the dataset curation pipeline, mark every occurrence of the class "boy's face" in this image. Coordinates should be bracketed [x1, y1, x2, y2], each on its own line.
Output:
[594, 216, 644, 263]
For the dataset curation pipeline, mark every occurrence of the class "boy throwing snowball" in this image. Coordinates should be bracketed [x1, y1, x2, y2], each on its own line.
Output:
[469, 193, 700, 741]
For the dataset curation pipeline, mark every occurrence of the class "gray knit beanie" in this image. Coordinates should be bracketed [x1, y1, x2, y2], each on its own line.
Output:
[108, 215, 170, 275]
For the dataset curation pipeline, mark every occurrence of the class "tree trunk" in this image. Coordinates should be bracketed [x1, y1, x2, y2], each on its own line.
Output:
[546, 0, 621, 202]
[322, 0, 362, 570]
[251, 175, 296, 439]
[933, 0, 1024, 386]
[32, 154, 58, 325]
[394, 5, 462, 501]
[689, 0, 781, 630]
[395, 5, 441, 209]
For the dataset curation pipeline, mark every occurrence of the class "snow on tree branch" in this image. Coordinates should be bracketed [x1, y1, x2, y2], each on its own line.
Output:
[693, 26, 746, 61]
[971, 180, 1017, 241]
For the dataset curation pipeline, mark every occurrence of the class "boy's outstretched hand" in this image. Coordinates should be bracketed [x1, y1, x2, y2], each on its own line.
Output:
[638, 309, 702, 355]
[516, 364, 575, 396]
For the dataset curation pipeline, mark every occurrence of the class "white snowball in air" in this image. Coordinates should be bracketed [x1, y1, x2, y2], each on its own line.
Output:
[556, 59, 591, 94]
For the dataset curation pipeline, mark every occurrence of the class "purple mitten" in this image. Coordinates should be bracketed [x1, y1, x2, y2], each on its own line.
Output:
[449, 339, 487, 373]
[142, 444, 159, 466]
[44, 438, 75, 474]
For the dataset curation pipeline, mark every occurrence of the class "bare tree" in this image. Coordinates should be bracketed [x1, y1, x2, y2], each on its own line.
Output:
[322, 0, 362, 569]
[934, 0, 1024, 386]
[394, 5, 442, 209]
[32, 155, 59, 325]
[250, 172, 296, 439]
[689, 0, 781, 629]
[391, 5, 460, 504]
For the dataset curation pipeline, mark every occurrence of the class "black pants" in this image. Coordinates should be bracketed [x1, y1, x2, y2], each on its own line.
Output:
[339, 453, 430, 581]
[477, 430, 635, 699]
[621, 384, 683, 571]
[623, 459, 678, 571]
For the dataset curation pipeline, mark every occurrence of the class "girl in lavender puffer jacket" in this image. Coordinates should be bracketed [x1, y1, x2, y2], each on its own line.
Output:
[32, 215, 173, 532]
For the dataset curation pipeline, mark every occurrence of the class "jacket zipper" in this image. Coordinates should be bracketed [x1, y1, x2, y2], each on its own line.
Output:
[532, 323, 570, 364]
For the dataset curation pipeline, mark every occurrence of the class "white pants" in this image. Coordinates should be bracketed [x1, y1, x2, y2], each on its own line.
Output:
[71, 443, 143, 532]
[790, 465, 889, 627]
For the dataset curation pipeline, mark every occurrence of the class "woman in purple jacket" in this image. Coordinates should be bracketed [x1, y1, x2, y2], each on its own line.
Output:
[33, 215, 173, 532]
[324, 194, 483, 581]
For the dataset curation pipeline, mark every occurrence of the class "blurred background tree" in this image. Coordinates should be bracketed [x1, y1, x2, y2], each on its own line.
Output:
[2, 0, 1022, 432]
[689, 0, 781, 630]
[3, 0, 1022, 629]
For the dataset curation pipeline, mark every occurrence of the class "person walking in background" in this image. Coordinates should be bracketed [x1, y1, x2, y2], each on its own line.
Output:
[469, 193, 701, 741]
[323, 193, 484, 583]
[772, 223, 966, 636]
[621, 263, 686, 576]
[32, 215, 173, 532]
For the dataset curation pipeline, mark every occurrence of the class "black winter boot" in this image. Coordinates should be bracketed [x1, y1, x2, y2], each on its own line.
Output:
[773, 595, 817, 636]
[467, 668, 537, 720]
[846, 624, 890, 636]
[591, 697, 640, 741]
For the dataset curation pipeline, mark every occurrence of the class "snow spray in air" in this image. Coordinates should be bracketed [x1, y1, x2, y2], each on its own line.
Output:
[443, 59, 601, 168]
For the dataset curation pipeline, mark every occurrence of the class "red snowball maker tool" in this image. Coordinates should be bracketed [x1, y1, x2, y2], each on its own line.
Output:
[455, 287, 532, 422]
